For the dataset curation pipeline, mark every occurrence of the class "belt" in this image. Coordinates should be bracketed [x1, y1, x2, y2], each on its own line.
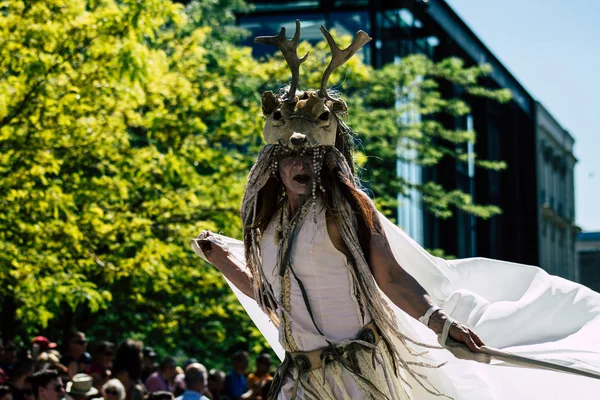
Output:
[268, 322, 387, 400]
[289, 321, 381, 373]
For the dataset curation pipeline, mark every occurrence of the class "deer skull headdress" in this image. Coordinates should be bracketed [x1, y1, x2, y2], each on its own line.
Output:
[255, 20, 372, 148]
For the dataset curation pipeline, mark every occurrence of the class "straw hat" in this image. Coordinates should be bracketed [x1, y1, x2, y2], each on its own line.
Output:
[66, 374, 99, 397]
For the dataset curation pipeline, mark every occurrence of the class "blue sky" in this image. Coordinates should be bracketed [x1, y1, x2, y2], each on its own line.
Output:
[445, 0, 600, 232]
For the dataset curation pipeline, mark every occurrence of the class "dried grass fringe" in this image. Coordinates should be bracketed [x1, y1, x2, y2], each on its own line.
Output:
[241, 145, 451, 399]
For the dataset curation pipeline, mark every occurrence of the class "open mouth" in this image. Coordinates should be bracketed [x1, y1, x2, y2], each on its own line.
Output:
[293, 173, 311, 185]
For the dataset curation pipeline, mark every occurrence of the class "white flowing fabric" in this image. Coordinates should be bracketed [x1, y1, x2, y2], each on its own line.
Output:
[192, 211, 600, 399]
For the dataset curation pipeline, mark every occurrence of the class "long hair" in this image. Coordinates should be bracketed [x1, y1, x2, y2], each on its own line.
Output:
[112, 339, 143, 382]
[247, 111, 373, 247]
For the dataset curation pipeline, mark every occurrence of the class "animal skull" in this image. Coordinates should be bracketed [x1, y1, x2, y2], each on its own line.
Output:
[261, 90, 347, 147]
[255, 20, 370, 148]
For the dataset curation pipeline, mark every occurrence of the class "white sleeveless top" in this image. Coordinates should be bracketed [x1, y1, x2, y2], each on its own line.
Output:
[260, 198, 372, 351]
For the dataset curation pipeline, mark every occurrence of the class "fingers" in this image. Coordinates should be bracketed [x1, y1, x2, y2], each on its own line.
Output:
[199, 230, 213, 239]
[471, 331, 485, 347]
[197, 230, 214, 254]
[462, 332, 480, 352]
[450, 324, 482, 353]
[199, 240, 213, 254]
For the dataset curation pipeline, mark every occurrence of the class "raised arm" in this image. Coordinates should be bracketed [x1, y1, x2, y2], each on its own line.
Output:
[196, 230, 255, 299]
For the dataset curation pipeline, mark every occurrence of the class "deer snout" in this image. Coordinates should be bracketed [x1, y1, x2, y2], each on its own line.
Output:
[290, 132, 307, 147]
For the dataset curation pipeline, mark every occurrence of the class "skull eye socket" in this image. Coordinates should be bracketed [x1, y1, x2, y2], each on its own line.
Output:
[319, 111, 330, 121]
[273, 110, 282, 121]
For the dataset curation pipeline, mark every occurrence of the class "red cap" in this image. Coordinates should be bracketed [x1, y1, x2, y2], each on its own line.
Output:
[32, 336, 57, 350]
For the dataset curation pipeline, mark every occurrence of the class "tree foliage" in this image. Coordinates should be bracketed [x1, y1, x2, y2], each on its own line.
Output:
[0, 0, 265, 368]
[260, 36, 510, 221]
[1, 1, 509, 367]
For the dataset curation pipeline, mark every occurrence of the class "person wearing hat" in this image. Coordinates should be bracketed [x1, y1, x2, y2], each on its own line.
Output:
[31, 338, 57, 354]
[65, 374, 98, 400]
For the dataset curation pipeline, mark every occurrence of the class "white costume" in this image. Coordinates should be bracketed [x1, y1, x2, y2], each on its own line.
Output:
[193, 20, 600, 400]
[193, 209, 600, 399]
[261, 198, 409, 399]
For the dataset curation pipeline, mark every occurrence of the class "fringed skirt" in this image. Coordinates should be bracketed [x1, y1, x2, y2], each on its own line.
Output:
[272, 340, 411, 400]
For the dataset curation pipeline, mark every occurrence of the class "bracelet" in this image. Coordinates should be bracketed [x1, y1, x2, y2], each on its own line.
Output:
[440, 317, 458, 346]
[418, 305, 441, 327]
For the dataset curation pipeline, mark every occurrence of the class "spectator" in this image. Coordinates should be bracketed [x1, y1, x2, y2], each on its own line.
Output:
[147, 392, 173, 400]
[224, 352, 248, 400]
[86, 342, 114, 390]
[174, 364, 208, 400]
[0, 341, 17, 377]
[172, 372, 185, 398]
[31, 338, 57, 361]
[0, 386, 13, 400]
[65, 374, 98, 400]
[242, 354, 272, 400]
[101, 379, 125, 400]
[206, 370, 229, 400]
[140, 348, 157, 383]
[60, 332, 87, 378]
[28, 370, 65, 400]
[0, 340, 6, 385]
[112, 340, 144, 400]
[36, 351, 66, 376]
[6, 359, 33, 400]
[144, 357, 176, 393]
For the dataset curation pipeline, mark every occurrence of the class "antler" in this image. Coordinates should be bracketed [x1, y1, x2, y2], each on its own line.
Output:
[319, 26, 372, 99]
[254, 20, 308, 103]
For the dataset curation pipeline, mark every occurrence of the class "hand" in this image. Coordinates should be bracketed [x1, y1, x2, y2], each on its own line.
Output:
[196, 230, 230, 263]
[448, 322, 485, 353]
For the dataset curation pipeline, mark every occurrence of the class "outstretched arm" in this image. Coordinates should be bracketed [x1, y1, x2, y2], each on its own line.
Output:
[369, 212, 485, 351]
[326, 206, 484, 352]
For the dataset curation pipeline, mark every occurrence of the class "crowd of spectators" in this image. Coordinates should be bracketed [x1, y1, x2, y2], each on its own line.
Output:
[0, 334, 273, 400]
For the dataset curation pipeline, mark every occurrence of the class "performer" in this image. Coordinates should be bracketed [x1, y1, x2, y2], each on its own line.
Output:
[196, 21, 484, 399]
[194, 21, 600, 400]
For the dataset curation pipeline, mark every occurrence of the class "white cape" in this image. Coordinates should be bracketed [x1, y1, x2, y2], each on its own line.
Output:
[192, 212, 600, 399]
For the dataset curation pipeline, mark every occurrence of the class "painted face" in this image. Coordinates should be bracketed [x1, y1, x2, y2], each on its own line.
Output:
[278, 151, 315, 197]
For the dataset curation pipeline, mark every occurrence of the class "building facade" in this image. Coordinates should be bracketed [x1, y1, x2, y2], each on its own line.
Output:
[239, 0, 549, 266]
[535, 102, 578, 280]
[577, 232, 600, 292]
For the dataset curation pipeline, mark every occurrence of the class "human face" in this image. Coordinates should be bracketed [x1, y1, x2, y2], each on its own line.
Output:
[207, 375, 224, 394]
[277, 152, 314, 198]
[100, 349, 114, 368]
[69, 334, 87, 356]
[256, 359, 270, 375]
[39, 378, 64, 400]
[3, 341, 16, 364]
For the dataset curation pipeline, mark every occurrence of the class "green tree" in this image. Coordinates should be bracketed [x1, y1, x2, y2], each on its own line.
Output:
[0, 0, 266, 367]
[0, 0, 509, 367]
[260, 35, 510, 224]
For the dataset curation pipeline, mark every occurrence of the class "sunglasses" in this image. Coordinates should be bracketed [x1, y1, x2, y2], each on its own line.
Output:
[104, 390, 119, 396]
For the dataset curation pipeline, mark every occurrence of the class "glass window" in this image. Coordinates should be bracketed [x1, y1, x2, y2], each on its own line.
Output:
[335, 0, 369, 7]
[252, 1, 319, 12]
[239, 15, 326, 56]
